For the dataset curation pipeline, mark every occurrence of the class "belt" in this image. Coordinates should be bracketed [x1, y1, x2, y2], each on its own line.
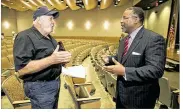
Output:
[24, 76, 60, 83]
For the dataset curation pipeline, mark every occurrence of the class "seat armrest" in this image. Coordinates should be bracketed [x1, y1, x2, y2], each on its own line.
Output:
[173, 89, 180, 94]
[1, 70, 11, 77]
[77, 97, 101, 102]
[2, 67, 15, 70]
[74, 83, 92, 86]
[12, 100, 31, 105]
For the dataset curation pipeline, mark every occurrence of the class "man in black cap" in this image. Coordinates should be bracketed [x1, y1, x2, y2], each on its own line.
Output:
[13, 6, 71, 109]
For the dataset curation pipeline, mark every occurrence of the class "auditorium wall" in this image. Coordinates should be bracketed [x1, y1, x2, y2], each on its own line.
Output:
[144, 0, 172, 38]
[1, 0, 172, 38]
[16, 4, 133, 37]
[1, 2, 132, 37]
[1, 7, 18, 37]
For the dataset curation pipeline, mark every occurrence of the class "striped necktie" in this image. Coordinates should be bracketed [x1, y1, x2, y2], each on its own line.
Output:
[123, 36, 130, 56]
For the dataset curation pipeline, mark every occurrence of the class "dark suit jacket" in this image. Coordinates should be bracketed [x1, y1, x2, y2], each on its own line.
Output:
[108, 27, 166, 108]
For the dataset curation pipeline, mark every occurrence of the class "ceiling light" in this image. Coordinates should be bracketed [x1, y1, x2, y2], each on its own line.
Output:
[159, 0, 163, 3]
[147, 7, 150, 9]
[47, 0, 54, 6]
[103, 0, 107, 5]
[29, 0, 38, 6]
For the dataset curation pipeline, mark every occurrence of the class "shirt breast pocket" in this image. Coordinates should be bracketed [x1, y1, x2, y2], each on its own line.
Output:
[35, 48, 54, 59]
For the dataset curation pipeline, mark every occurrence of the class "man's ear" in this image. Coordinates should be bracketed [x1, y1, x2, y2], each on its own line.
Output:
[36, 17, 41, 24]
[135, 17, 140, 24]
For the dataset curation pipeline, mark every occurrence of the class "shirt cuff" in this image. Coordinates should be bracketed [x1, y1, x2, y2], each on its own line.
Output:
[123, 67, 127, 80]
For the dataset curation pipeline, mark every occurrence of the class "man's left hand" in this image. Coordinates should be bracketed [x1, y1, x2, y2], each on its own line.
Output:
[103, 58, 125, 76]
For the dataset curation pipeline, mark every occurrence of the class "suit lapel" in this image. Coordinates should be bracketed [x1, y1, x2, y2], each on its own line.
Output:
[122, 27, 144, 64]
[118, 38, 124, 63]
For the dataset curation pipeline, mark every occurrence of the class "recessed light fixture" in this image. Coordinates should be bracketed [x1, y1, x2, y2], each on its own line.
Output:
[104, 20, 110, 30]
[147, 7, 150, 9]
[159, 0, 163, 3]
[67, 20, 74, 30]
[3, 21, 10, 29]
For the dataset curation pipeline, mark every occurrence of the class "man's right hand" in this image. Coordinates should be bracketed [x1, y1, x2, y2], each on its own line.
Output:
[49, 45, 72, 64]
[101, 55, 109, 64]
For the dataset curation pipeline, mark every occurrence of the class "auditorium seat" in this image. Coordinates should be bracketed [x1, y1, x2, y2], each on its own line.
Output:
[1, 57, 15, 75]
[89, 43, 119, 98]
[2, 50, 8, 57]
[2, 45, 7, 50]
[104, 72, 117, 98]
[4, 40, 13, 45]
[64, 75, 101, 109]
[7, 55, 14, 66]
[73, 48, 91, 66]
[1, 75, 31, 109]
[7, 48, 13, 54]
[6, 45, 13, 49]
[158, 77, 172, 108]
[1, 70, 11, 85]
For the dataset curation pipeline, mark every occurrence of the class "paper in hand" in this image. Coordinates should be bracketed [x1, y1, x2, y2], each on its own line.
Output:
[62, 65, 86, 78]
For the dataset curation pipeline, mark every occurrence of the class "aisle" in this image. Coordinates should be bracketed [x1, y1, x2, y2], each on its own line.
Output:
[58, 56, 115, 108]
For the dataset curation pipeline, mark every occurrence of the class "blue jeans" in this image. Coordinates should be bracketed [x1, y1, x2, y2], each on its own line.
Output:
[23, 79, 60, 109]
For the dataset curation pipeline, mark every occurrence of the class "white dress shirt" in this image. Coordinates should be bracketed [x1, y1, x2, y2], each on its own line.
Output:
[124, 25, 143, 80]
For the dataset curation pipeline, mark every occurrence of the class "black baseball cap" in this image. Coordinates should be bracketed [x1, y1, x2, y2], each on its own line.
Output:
[33, 6, 59, 20]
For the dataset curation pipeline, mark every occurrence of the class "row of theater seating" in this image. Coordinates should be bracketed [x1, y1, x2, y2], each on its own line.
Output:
[90, 44, 118, 99]
[1, 39, 112, 109]
[1, 39, 30, 108]
[1, 38, 180, 108]
[59, 40, 108, 108]
[73, 48, 92, 66]
[89, 44, 180, 109]
[1, 40, 15, 85]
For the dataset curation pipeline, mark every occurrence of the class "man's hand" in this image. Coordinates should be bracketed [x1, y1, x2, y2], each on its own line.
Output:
[101, 55, 109, 64]
[49, 45, 72, 64]
[103, 58, 125, 76]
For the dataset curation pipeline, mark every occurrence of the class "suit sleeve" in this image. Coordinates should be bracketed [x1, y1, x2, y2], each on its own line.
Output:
[107, 38, 123, 65]
[125, 35, 166, 82]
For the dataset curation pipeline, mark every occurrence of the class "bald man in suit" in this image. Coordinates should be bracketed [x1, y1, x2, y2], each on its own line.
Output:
[103, 7, 166, 109]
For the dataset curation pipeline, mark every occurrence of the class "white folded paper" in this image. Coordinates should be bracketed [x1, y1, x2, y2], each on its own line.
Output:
[62, 65, 86, 78]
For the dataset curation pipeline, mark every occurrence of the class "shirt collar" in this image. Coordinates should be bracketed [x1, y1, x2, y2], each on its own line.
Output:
[129, 25, 143, 40]
[31, 26, 52, 40]
[31, 26, 44, 40]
